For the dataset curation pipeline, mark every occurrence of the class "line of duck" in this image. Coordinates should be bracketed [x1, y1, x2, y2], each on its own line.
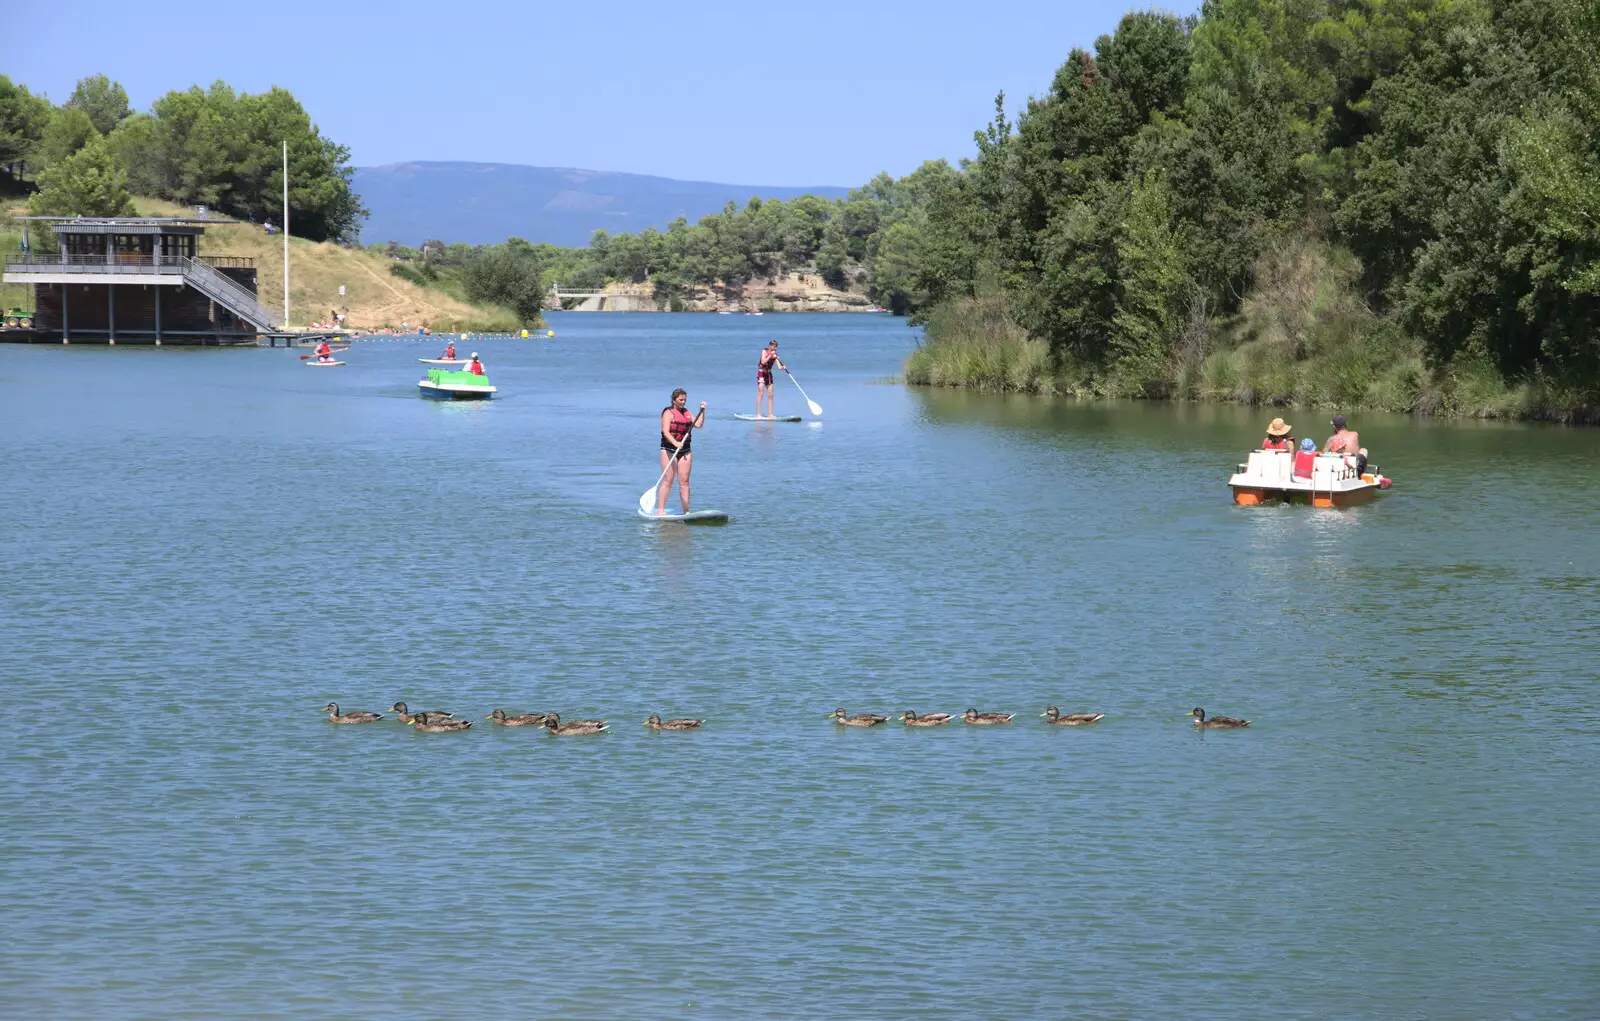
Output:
[321, 703, 1250, 731]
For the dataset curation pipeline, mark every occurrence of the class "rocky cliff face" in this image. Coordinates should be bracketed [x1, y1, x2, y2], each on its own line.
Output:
[563, 272, 881, 313]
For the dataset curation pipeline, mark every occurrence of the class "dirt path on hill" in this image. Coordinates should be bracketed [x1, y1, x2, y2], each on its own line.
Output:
[349, 253, 450, 324]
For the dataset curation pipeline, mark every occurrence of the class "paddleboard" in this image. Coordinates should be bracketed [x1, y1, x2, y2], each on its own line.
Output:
[733, 414, 802, 422]
[637, 508, 730, 524]
[306, 360, 346, 367]
[419, 358, 469, 365]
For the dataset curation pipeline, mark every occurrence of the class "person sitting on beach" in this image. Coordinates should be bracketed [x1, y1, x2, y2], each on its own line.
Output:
[1292, 438, 1317, 481]
[1262, 417, 1293, 451]
[465, 353, 485, 376]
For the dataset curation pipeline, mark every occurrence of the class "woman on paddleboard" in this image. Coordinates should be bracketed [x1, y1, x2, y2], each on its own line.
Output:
[657, 388, 707, 515]
[756, 340, 786, 418]
[442, 340, 456, 360]
[315, 340, 333, 363]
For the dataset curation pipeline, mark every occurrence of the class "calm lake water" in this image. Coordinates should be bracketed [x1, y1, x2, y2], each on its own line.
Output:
[2, 313, 1596, 1019]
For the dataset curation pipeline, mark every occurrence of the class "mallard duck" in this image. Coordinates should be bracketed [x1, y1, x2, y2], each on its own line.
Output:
[487, 708, 550, 726]
[826, 708, 888, 727]
[411, 715, 472, 732]
[644, 714, 704, 730]
[1041, 705, 1105, 726]
[542, 713, 607, 735]
[962, 708, 1015, 724]
[390, 702, 456, 725]
[899, 711, 953, 726]
[1190, 707, 1250, 729]
[322, 702, 383, 723]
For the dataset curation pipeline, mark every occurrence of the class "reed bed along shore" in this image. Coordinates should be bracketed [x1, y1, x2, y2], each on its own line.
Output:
[905, 296, 1599, 425]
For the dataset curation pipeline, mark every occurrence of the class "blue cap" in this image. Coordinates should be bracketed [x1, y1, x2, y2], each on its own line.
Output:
[1300, 438, 1316, 451]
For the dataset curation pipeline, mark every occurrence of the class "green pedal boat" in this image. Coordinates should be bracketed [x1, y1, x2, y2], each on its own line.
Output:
[418, 368, 496, 400]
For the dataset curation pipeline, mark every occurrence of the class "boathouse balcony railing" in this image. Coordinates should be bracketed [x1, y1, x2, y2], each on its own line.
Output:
[4, 254, 257, 271]
[5, 253, 185, 274]
[196, 255, 255, 269]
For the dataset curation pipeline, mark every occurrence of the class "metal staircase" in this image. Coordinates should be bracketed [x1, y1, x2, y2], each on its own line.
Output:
[179, 257, 281, 332]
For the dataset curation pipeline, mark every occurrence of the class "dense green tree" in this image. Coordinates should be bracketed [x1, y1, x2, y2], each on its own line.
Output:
[0, 75, 52, 177]
[1109, 171, 1192, 391]
[27, 135, 136, 219]
[1095, 11, 1193, 124]
[462, 241, 546, 324]
[35, 107, 100, 172]
[66, 74, 131, 135]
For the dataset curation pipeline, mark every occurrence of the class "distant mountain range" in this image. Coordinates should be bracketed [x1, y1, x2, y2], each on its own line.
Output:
[353, 161, 852, 247]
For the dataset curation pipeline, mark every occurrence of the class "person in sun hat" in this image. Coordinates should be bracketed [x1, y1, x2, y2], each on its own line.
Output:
[1292, 437, 1318, 481]
[1261, 417, 1294, 451]
[1324, 414, 1364, 472]
[465, 352, 485, 376]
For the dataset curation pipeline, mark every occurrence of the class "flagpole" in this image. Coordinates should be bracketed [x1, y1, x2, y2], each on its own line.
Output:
[282, 140, 290, 330]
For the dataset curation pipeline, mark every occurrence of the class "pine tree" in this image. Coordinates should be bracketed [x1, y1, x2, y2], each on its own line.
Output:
[28, 136, 137, 218]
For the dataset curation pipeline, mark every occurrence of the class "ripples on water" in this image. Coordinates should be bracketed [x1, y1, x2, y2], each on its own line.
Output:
[2, 316, 1596, 1019]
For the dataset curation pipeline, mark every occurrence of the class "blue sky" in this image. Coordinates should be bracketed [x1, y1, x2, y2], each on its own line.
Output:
[14, 0, 1194, 187]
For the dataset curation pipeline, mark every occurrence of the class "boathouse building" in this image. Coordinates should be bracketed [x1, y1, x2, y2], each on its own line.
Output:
[3, 216, 280, 344]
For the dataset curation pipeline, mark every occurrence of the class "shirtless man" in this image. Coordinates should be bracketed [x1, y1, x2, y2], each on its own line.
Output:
[1324, 415, 1366, 472]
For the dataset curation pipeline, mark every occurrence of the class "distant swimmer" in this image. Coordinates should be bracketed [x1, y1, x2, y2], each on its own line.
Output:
[756, 339, 786, 418]
[656, 388, 706, 515]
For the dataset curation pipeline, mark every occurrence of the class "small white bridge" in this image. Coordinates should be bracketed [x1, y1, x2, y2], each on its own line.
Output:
[549, 285, 631, 311]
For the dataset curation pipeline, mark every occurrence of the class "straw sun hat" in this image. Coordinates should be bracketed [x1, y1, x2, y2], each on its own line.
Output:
[1266, 418, 1292, 437]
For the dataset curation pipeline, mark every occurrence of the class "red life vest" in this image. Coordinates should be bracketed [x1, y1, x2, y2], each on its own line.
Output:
[467, 360, 485, 376]
[1292, 450, 1316, 478]
[1263, 437, 1291, 451]
[665, 406, 694, 443]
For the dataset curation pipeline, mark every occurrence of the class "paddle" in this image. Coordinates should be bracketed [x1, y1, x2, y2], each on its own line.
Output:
[299, 347, 350, 360]
[784, 369, 823, 417]
[637, 403, 704, 515]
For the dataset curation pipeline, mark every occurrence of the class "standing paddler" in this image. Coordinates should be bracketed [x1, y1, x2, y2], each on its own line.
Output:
[756, 340, 786, 418]
[656, 388, 706, 515]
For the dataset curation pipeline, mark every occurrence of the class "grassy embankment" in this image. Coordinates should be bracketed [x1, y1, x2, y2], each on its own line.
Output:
[906, 245, 1598, 423]
[0, 197, 523, 333]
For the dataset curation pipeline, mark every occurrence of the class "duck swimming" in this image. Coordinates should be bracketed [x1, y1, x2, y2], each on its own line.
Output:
[1190, 707, 1250, 729]
[322, 703, 383, 723]
[827, 708, 888, 727]
[962, 708, 1015, 724]
[411, 715, 472, 732]
[899, 711, 953, 726]
[644, 714, 704, 730]
[1041, 705, 1105, 726]
[390, 702, 456, 725]
[544, 713, 607, 735]
[487, 709, 550, 726]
